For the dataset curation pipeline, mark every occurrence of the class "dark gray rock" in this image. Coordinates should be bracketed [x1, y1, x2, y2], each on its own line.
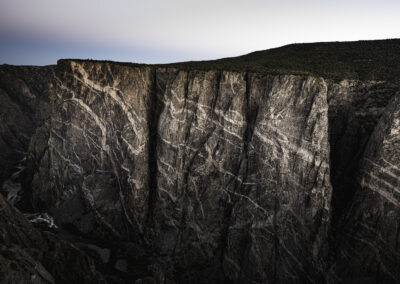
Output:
[328, 93, 400, 283]
[326, 80, 399, 224]
[0, 192, 106, 283]
[30, 61, 332, 282]
[1, 60, 400, 283]
[0, 65, 54, 209]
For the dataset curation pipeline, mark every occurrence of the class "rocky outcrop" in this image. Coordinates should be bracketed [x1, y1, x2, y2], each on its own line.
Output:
[325, 80, 400, 283]
[326, 80, 399, 222]
[328, 93, 400, 283]
[1, 60, 399, 283]
[0, 65, 53, 206]
[0, 191, 105, 283]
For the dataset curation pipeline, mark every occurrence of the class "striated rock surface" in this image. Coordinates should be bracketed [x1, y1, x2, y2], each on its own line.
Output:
[0, 59, 399, 283]
[29, 61, 332, 283]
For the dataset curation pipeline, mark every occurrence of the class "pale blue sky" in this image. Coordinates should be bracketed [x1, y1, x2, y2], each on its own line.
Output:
[1, 0, 399, 65]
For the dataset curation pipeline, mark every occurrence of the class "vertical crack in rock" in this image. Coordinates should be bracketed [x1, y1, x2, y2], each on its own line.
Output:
[236, 72, 260, 282]
[146, 67, 160, 227]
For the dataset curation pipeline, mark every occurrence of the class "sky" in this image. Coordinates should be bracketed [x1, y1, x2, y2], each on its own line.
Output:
[0, 0, 399, 65]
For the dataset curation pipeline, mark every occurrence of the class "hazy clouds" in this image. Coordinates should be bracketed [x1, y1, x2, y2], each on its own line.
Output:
[1, 0, 399, 65]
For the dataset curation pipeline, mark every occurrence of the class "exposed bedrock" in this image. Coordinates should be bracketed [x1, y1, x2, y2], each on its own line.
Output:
[327, 80, 399, 222]
[0, 191, 105, 283]
[328, 92, 400, 283]
[28, 61, 331, 282]
[0, 65, 53, 206]
[1, 60, 399, 283]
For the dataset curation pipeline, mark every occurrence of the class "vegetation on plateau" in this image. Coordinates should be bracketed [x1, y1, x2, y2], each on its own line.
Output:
[61, 39, 400, 81]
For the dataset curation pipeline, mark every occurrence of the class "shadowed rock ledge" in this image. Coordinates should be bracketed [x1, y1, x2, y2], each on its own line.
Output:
[0, 191, 105, 283]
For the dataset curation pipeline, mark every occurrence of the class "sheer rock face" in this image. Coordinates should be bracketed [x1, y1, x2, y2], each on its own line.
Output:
[33, 61, 332, 282]
[1, 60, 400, 283]
[47, 61, 155, 239]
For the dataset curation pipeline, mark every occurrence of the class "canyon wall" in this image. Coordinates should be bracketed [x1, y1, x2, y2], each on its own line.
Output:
[1, 61, 399, 283]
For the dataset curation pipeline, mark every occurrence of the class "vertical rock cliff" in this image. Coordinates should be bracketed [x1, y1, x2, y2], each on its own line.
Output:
[1, 59, 399, 283]
[26, 61, 331, 282]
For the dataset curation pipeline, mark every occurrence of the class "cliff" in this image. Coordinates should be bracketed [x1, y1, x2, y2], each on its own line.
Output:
[1, 40, 400, 283]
